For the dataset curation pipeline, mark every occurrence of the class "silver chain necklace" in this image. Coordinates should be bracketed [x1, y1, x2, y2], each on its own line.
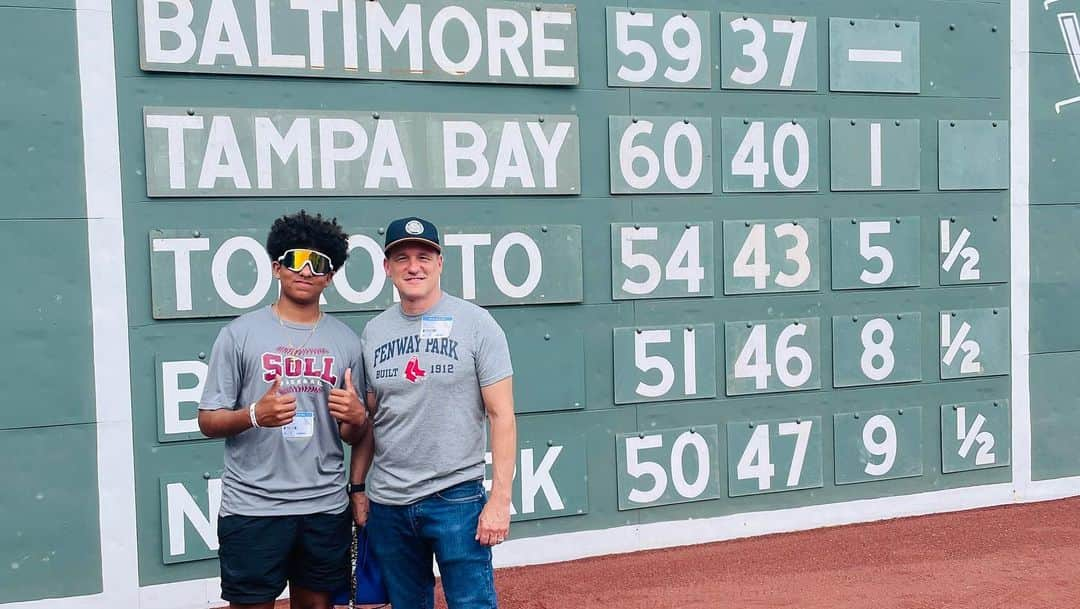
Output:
[273, 304, 323, 351]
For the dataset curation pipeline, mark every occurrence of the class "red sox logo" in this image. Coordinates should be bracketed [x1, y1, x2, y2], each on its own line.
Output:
[404, 356, 427, 383]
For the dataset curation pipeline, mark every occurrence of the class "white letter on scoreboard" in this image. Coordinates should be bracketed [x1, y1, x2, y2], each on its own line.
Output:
[161, 361, 207, 436]
[365, 2, 423, 73]
[256, 0, 306, 68]
[332, 235, 386, 304]
[491, 122, 535, 188]
[255, 117, 314, 190]
[211, 237, 273, 309]
[488, 9, 530, 77]
[430, 6, 483, 75]
[198, 116, 252, 190]
[365, 120, 413, 189]
[521, 446, 565, 514]
[531, 10, 575, 79]
[198, 0, 252, 66]
[146, 114, 205, 190]
[492, 232, 542, 298]
[443, 121, 490, 188]
[143, 0, 197, 64]
[444, 233, 492, 300]
[166, 479, 221, 557]
[152, 237, 211, 312]
[527, 121, 571, 188]
[319, 118, 369, 189]
[291, 0, 338, 69]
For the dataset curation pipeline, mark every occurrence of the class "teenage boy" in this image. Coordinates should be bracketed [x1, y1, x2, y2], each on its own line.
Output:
[198, 211, 368, 609]
[350, 216, 517, 609]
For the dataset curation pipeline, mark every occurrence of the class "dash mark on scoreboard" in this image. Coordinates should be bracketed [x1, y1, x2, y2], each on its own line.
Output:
[847, 49, 904, 63]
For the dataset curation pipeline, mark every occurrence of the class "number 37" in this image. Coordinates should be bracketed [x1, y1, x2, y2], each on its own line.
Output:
[723, 13, 818, 91]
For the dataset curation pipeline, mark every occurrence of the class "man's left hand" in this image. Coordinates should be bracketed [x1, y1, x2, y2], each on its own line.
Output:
[329, 368, 367, 426]
[476, 497, 511, 546]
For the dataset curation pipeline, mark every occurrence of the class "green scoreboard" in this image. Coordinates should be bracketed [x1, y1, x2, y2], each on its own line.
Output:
[123, 0, 1010, 585]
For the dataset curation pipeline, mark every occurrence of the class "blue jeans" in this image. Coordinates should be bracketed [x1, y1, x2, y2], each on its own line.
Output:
[367, 479, 497, 609]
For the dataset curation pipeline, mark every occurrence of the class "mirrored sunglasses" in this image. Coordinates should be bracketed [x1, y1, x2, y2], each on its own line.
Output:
[277, 249, 334, 275]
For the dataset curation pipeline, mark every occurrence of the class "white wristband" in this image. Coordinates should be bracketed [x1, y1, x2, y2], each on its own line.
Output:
[249, 402, 261, 429]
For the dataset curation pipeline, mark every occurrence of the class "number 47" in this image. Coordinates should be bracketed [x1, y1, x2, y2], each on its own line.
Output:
[737, 420, 813, 491]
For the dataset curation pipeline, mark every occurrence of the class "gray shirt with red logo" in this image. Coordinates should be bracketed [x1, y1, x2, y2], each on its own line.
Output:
[199, 306, 365, 517]
[361, 292, 513, 505]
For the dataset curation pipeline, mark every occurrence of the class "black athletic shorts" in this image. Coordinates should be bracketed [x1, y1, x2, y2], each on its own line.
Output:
[217, 509, 351, 604]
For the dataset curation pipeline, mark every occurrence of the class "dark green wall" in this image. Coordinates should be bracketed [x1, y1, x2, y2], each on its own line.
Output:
[114, 0, 1013, 586]
[0, 3, 102, 603]
[1029, 3, 1080, 481]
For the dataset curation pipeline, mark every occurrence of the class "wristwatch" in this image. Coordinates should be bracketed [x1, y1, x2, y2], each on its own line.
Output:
[347, 482, 366, 494]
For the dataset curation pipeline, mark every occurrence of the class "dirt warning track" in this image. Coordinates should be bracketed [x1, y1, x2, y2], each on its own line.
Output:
[269, 497, 1080, 609]
[479, 497, 1080, 609]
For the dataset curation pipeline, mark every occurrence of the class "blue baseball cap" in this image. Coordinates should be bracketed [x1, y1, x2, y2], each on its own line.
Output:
[384, 217, 441, 254]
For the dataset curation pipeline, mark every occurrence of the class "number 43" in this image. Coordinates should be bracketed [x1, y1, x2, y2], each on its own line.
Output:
[732, 223, 811, 289]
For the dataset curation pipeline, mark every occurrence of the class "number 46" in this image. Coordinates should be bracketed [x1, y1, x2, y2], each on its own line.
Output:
[734, 322, 813, 389]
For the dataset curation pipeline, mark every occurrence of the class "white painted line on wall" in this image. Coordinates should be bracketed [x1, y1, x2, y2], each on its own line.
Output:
[139, 579, 222, 609]
[1027, 476, 1080, 500]
[847, 49, 903, 63]
[138, 579, 290, 609]
[1012, 0, 1033, 497]
[79, 0, 141, 602]
[3, 16, 135, 609]
[4, 3, 137, 609]
[2, 9, 135, 608]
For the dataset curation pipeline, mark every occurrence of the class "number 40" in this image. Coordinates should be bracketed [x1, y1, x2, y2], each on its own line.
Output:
[731, 121, 810, 189]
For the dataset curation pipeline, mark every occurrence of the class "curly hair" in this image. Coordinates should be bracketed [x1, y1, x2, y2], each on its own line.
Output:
[266, 210, 349, 270]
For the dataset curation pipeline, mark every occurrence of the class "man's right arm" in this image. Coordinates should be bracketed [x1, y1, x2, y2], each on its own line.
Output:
[349, 390, 378, 526]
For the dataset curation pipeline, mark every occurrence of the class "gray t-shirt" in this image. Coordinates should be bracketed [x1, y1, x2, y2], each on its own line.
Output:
[199, 306, 364, 517]
[361, 292, 513, 505]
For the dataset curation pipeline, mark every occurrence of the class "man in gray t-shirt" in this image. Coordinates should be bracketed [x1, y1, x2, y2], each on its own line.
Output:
[350, 217, 517, 609]
[198, 211, 368, 609]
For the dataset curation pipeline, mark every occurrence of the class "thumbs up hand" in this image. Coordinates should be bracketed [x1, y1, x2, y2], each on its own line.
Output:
[253, 376, 297, 428]
[329, 367, 367, 426]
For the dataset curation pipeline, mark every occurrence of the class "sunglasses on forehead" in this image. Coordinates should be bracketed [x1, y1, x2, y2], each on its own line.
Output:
[277, 249, 334, 275]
